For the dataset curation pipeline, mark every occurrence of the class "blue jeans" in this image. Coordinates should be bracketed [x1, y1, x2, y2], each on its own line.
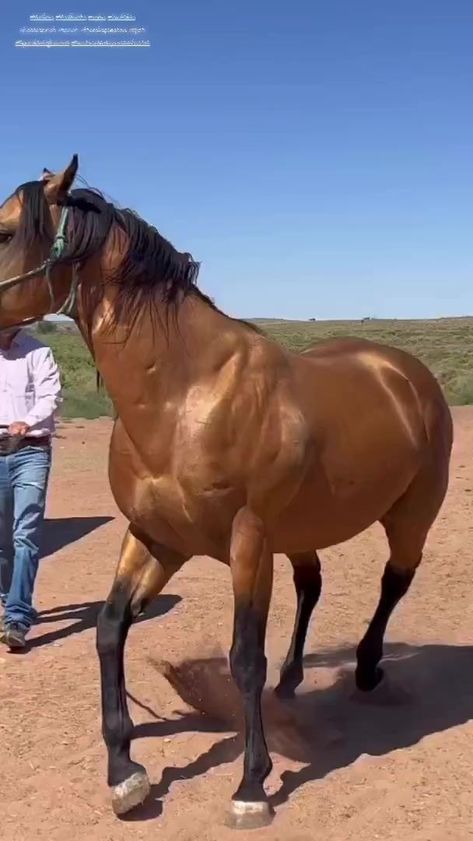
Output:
[0, 445, 51, 630]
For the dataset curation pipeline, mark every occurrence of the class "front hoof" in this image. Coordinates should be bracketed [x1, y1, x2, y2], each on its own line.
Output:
[111, 770, 151, 816]
[225, 800, 275, 830]
[355, 665, 384, 692]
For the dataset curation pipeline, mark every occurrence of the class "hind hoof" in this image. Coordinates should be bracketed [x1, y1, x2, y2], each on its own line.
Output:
[355, 665, 384, 692]
[274, 665, 303, 700]
[225, 800, 275, 830]
[111, 771, 151, 816]
[274, 682, 296, 700]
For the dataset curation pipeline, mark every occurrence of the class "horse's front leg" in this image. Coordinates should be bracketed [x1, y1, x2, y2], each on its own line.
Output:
[96, 526, 185, 816]
[226, 507, 274, 829]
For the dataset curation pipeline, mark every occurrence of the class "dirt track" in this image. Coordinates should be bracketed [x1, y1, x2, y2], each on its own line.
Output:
[1, 409, 473, 841]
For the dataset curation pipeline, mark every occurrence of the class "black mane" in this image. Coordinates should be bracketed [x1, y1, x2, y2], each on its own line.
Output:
[14, 181, 200, 326]
[13, 179, 260, 334]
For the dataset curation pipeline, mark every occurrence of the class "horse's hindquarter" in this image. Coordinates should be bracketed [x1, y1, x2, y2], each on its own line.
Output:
[273, 339, 450, 551]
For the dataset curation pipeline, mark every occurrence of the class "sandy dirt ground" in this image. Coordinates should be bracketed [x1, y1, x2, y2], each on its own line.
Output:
[1, 409, 473, 841]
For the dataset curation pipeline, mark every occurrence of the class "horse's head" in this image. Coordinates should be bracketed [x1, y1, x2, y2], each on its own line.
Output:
[1, 154, 203, 337]
[0, 155, 78, 330]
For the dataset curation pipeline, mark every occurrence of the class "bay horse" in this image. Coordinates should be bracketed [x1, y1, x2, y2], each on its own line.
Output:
[0, 157, 453, 828]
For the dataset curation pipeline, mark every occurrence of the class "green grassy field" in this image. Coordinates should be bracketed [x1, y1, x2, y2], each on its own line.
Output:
[34, 317, 473, 418]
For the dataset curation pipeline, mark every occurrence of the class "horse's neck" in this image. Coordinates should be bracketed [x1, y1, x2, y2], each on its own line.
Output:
[78, 292, 239, 420]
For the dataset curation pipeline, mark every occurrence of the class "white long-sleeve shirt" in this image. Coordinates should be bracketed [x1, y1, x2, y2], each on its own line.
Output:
[0, 331, 62, 438]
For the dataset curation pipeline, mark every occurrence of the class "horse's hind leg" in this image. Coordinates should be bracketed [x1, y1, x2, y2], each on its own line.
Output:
[96, 526, 186, 815]
[275, 551, 322, 699]
[355, 550, 418, 692]
[355, 468, 448, 692]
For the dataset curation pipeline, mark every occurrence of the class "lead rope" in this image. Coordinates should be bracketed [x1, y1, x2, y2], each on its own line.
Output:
[56, 264, 80, 317]
[45, 205, 81, 318]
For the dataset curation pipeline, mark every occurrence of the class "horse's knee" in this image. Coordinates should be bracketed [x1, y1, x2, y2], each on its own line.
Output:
[382, 560, 417, 597]
[96, 587, 133, 654]
[97, 604, 122, 655]
[231, 647, 267, 696]
[230, 605, 267, 695]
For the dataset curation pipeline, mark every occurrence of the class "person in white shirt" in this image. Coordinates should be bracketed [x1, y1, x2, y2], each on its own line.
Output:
[0, 327, 62, 649]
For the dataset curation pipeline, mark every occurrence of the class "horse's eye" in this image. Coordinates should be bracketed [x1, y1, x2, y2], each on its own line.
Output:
[0, 231, 13, 244]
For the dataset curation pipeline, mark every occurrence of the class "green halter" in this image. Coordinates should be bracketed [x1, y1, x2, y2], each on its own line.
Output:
[0, 203, 80, 327]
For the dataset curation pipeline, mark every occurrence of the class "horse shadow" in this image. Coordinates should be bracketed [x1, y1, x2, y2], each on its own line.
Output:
[125, 642, 473, 821]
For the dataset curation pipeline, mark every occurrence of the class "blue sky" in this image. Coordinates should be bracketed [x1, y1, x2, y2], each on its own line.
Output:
[0, 0, 472, 320]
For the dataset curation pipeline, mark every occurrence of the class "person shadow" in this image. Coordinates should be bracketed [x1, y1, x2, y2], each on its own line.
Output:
[2, 515, 124, 652]
[30, 595, 181, 649]
[123, 641, 473, 821]
[29, 514, 170, 650]
[40, 516, 114, 558]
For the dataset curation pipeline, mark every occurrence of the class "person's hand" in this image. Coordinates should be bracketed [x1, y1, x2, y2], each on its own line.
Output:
[8, 422, 30, 438]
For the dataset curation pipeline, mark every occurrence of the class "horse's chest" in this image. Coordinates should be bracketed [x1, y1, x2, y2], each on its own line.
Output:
[112, 465, 239, 557]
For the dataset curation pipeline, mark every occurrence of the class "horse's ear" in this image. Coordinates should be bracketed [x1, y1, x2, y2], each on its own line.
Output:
[41, 168, 53, 182]
[43, 154, 79, 204]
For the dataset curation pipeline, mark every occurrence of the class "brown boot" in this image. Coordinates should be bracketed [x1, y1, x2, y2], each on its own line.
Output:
[0, 622, 27, 650]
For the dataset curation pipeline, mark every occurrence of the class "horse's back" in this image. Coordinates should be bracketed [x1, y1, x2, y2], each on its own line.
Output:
[301, 335, 439, 384]
[298, 336, 450, 423]
[296, 335, 452, 467]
